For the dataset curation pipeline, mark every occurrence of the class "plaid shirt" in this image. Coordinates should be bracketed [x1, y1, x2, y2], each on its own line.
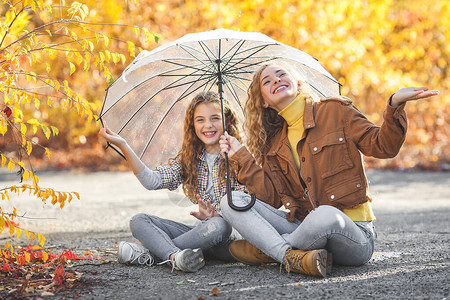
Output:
[156, 149, 247, 211]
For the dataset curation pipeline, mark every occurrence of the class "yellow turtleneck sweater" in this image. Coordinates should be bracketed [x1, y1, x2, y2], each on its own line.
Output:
[278, 95, 375, 221]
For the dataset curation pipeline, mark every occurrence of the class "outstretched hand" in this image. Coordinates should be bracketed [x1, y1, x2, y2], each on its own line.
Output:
[219, 132, 243, 158]
[391, 87, 439, 107]
[190, 195, 219, 220]
[99, 127, 127, 147]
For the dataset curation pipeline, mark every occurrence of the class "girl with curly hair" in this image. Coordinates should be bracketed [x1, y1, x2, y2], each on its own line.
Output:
[100, 91, 246, 272]
[219, 63, 438, 277]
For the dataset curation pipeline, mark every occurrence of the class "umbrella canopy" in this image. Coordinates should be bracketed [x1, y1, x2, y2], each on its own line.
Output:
[99, 28, 341, 169]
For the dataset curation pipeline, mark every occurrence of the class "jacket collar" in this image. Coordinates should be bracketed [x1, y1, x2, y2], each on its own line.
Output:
[266, 97, 316, 157]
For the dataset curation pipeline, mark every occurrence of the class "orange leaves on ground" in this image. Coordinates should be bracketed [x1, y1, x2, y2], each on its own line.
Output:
[0, 244, 101, 298]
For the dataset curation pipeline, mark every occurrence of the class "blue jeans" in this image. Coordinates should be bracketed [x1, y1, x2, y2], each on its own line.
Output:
[130, 214, 234, 262]
[220, 191, 375, 266]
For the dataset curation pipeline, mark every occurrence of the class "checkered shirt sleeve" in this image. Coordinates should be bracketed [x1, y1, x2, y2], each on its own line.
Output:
[155, 158, 183, 191]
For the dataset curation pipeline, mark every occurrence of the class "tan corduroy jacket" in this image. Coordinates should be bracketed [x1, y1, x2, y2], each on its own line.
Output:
[230, 96, 407, 221]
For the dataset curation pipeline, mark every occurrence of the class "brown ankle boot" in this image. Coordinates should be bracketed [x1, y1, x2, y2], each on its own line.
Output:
[283, 248, 331, 277]
[229, 240, 277, 265]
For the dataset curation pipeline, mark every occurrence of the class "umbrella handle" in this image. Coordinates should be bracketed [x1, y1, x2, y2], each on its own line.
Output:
[227, 186, 257, 211]
[224, 152, 256, 211]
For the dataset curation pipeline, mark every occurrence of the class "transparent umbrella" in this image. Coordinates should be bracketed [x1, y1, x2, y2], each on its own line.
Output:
[99, 28, 341, 211]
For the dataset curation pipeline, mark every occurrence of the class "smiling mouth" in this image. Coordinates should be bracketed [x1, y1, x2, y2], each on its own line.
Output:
[273, 85, 288, 94]
[203, 131, 217, 138]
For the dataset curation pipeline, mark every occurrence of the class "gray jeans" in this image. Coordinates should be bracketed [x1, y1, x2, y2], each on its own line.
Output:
[220, 191, 375, 266]
[129, 214, 234, 262]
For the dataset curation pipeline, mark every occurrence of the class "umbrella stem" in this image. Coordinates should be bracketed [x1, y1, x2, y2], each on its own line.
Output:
[216, 59, 256, 211]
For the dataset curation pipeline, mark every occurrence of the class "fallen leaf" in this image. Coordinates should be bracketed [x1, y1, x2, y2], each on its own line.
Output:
[210, 287, 220, 296]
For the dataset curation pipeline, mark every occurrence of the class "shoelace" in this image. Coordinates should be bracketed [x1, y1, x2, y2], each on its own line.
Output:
[157, 259, 177, 272]
[283, 249, 305, 273]
[134, 252, 154, 266]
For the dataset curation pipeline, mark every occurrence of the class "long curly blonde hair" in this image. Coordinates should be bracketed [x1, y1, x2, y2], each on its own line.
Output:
[175, 91, 242, 202]
[244, 63, 318, 165]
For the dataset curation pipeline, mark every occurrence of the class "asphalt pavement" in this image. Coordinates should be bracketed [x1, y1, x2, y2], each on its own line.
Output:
[1, 169, 449, 299]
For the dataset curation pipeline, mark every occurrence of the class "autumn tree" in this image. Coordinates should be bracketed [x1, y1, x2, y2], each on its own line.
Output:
[0, 0, 157, 285]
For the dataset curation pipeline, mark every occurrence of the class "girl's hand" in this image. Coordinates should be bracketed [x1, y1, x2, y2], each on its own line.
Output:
[99, 127, 127, 147]
[219, 132, 243, 158]
[391, 87, 439, 107]
[190, 195, 218, 220]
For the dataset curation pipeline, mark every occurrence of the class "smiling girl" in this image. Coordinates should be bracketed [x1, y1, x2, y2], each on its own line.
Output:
[219, 63, 439, 277]
[100, 91, 246, 272]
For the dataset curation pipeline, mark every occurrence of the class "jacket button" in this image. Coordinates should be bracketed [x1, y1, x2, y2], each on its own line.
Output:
[273, 150, 275, 154]
[286, 202, 290, 206]
[302, 157, 305, 162]
[339, 137, 344, 142]
[313, 147, 318, 151]
[307, 177, 311, 182]
[356, 184, 361, 188]
[330, 195, 335, 199]
[307, 124, 311, 127]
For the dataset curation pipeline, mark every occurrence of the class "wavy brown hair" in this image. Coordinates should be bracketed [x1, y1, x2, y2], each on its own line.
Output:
[174, 91, 242, 202]
[244, 63, 318, 165]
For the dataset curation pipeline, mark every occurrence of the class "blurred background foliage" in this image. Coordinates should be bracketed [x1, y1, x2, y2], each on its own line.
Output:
[2, 0, 449, 171]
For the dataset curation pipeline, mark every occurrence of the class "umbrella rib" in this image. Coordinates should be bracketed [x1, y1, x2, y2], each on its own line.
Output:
[223, 79, 243, 108]
[177, 44, 218, 74]
[113, 66, 212, 138]
[101, 63, 212, 117]
[139, 74, 219, 159]
[222, 43, 274, 74]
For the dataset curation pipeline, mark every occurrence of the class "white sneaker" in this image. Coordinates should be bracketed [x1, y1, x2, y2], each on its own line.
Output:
[118, 241, 154, 266]
[172, 248, 205, 272]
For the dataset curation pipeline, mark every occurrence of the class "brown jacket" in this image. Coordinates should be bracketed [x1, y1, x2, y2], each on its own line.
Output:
[230, 96, 407, 221]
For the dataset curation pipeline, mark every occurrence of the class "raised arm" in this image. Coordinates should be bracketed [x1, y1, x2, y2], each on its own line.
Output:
[99, 127, 145, 174]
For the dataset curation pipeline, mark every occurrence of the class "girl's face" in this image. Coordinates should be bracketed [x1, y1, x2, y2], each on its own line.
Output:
[259, 65, 300, 112]
[193, 102, 223, 154]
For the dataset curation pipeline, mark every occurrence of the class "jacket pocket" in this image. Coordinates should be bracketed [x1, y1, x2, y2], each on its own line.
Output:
[324, 176, 365, 207]
[266, 160, 289, 194]
[309, 129, 354, 178]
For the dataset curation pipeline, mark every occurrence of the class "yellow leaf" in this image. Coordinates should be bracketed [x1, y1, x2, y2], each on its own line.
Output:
[27, 141, 32, 155]
[0, 119, 7, 136]
[18, 161, 25, 169]
[8, 159, 14, 172]
[27, 118, 40, 126]
[30, 231, 35, 241]
[45, 148, 51, 159]
[1, 154, 6, 166]
[60, 200, 65, 209]
[103, 34, 109, 47]
[69, 61, 76, 75]
[51, 195, 57, 205]
[24, 251, 30, 262]
[127, 41, 135, 57]
[37, 232, 46, 247]
[4, 243, 13, 254]
[73, 192, 80, 199]
[41, 250, 48, 262]
[68, 193, 73, 203]
[34, 98, 40, 109]
[0, 217, 4, 233]
[20, 123, 27, 135]
[24, 229, 29, 240]
[8, 221, 15, 236]
[134, 26, 140, 37]
[16, 228, 22, 239]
